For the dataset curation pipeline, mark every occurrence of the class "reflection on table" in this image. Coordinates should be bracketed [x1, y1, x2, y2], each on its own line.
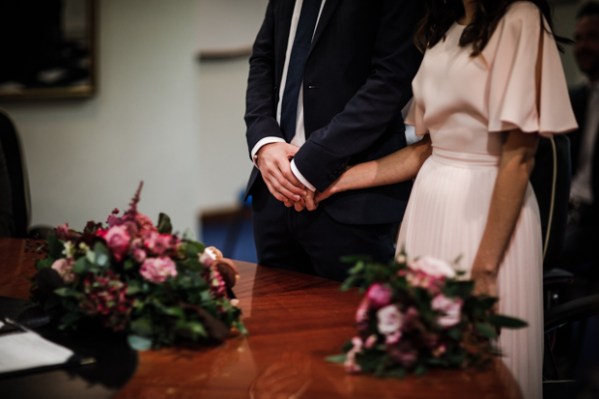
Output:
[0, 238, 521, 399]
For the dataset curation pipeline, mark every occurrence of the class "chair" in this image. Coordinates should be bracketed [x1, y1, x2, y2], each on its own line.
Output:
[0, 108, 51, 238]
[530, 135, 572, 272]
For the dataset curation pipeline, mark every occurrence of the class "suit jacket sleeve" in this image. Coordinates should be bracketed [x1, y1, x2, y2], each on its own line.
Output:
[244, 0, 283, 160]
[293, 0, 423, 191]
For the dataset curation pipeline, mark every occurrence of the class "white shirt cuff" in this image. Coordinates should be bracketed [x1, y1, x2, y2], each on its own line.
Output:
[290, 160, 316, 192]
[404, 124, 422, 145]
[251, 137, 286, 167]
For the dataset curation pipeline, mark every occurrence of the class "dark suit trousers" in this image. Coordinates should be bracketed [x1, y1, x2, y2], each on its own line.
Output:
[251, 179, 398, 281]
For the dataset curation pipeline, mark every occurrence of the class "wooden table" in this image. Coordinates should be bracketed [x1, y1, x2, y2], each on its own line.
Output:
[0, 238, 521, 399]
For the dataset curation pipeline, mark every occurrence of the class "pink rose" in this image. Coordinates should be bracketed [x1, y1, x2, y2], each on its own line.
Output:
[144, 231, 173, 256]
[140, 257, 177, 283]
[51, 258, 75, 283]
[132, 248, 147, 263]
[377, 305, 403, 335]
[366, 283, 393, 308]
[104, 225, 131, 261]
[409, 256, 456, 278]
[431, 294, 463, 328]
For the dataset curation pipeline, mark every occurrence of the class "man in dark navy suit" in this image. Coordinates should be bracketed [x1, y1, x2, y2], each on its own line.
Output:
[564, 1, 599, 281]
[244, 0, 423, 280]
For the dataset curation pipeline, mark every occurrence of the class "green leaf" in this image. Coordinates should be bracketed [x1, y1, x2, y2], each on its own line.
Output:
[475, 322, 498, 339]
[48, 234, 64, 259]
[54, 287, 81, 298]
[182, 240, 205, 258]
[488, 314, 528, 329]
[60, 311, 82, 329]
[159, 306, 185, 318]
[130, 317, 153, 336]
[90, 242, 110, 267]
[414, 364, 427, 375]
[234, 320, 249, 336]
[157, 213, 173, 234]
[36, 258, 54, 270]
[72, 256, 89, 274]
[123, 259, 135, 271]
[448, 327, 462, 341]
[475, 296, 498, 310]
[447, 352, 466, 367]
[384, 367, 407, 379]
[184, 321, 208, 338]
[128, 334, 153, 351]
[127, 280, 141, 295]
[325, 354, 347, 364]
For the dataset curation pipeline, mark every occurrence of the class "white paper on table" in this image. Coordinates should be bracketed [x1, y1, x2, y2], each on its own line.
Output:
[0, 319, 75, 374]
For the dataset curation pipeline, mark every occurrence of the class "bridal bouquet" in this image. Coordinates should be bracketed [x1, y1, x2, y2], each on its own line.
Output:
[328, 253, 526, 377]
[31, 183, 246, 350]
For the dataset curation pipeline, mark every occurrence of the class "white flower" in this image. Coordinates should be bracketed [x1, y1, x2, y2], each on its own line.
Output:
[395, 252, 407, 264]
[199, 246, 223, 267]
[431, 294, 463, 328]
[409, 256, 456, 278]
[62, 241, 75, 258]
[377, 305, 403, 335]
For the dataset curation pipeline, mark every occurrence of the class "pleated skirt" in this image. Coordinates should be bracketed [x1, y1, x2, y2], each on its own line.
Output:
[397, 148, 543, 399]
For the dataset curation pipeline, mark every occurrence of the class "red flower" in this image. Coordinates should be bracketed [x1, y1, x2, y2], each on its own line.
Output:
[80, 272, 133, 331]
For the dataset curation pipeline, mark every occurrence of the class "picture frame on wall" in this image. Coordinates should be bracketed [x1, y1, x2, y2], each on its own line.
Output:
[0, 0, 97, 101]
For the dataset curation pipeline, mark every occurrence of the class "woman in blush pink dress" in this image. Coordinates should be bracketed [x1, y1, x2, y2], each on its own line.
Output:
[310, 1, 578, 397]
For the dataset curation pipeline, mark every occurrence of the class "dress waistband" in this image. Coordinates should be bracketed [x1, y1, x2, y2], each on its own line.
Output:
[432, 148, 499, 167]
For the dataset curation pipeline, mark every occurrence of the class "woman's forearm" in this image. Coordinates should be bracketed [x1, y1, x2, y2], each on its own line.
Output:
[324, 135, 432, 196]
[472, 130, 539, 275]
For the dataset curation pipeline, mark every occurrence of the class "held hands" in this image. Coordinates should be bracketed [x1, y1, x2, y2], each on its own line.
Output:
[290, 173, 343, 212]
[256, 142, 306, 203]
[288, 190, 318, 212]
[256, 142, 343, 212]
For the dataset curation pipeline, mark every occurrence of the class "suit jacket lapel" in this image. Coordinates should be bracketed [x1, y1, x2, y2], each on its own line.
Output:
[309, 0, 341, 54]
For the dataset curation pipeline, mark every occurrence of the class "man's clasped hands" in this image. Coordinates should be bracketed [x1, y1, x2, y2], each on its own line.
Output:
[255, 142, 322, 212]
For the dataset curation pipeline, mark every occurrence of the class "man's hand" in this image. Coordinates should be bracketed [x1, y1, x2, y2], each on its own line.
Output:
[256, 142, 306, 203]
[287, 190, 318, 212]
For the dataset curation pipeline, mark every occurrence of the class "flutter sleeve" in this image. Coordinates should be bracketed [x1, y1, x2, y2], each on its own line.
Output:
[481, 2, 577, 136]
[404, 98, 428, 136]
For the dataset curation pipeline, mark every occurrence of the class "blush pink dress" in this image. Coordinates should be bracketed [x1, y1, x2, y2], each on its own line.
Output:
[401, 3, 577, 398]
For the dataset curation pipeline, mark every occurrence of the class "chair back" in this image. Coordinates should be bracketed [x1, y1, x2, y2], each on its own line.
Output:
[0, 109, 31, 237]
[530, 135, 571, 270]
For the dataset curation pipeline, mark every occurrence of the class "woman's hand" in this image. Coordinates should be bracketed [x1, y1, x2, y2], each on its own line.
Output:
[470, 264, 499, 313]
[471, 267, 498, 297]
[314, 179, 340, 205]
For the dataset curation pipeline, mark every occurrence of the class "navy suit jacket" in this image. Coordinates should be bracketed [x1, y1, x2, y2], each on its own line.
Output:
[244, 0, 423, 225]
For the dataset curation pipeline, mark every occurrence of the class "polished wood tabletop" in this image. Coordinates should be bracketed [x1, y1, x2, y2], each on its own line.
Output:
[0, 238, 521, 399]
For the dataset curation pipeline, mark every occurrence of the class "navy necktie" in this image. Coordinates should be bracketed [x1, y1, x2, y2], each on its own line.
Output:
[280, 0, 322, 142]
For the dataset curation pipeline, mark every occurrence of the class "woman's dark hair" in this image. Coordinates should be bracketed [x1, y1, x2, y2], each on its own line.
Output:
[415, 0, 569, 56]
